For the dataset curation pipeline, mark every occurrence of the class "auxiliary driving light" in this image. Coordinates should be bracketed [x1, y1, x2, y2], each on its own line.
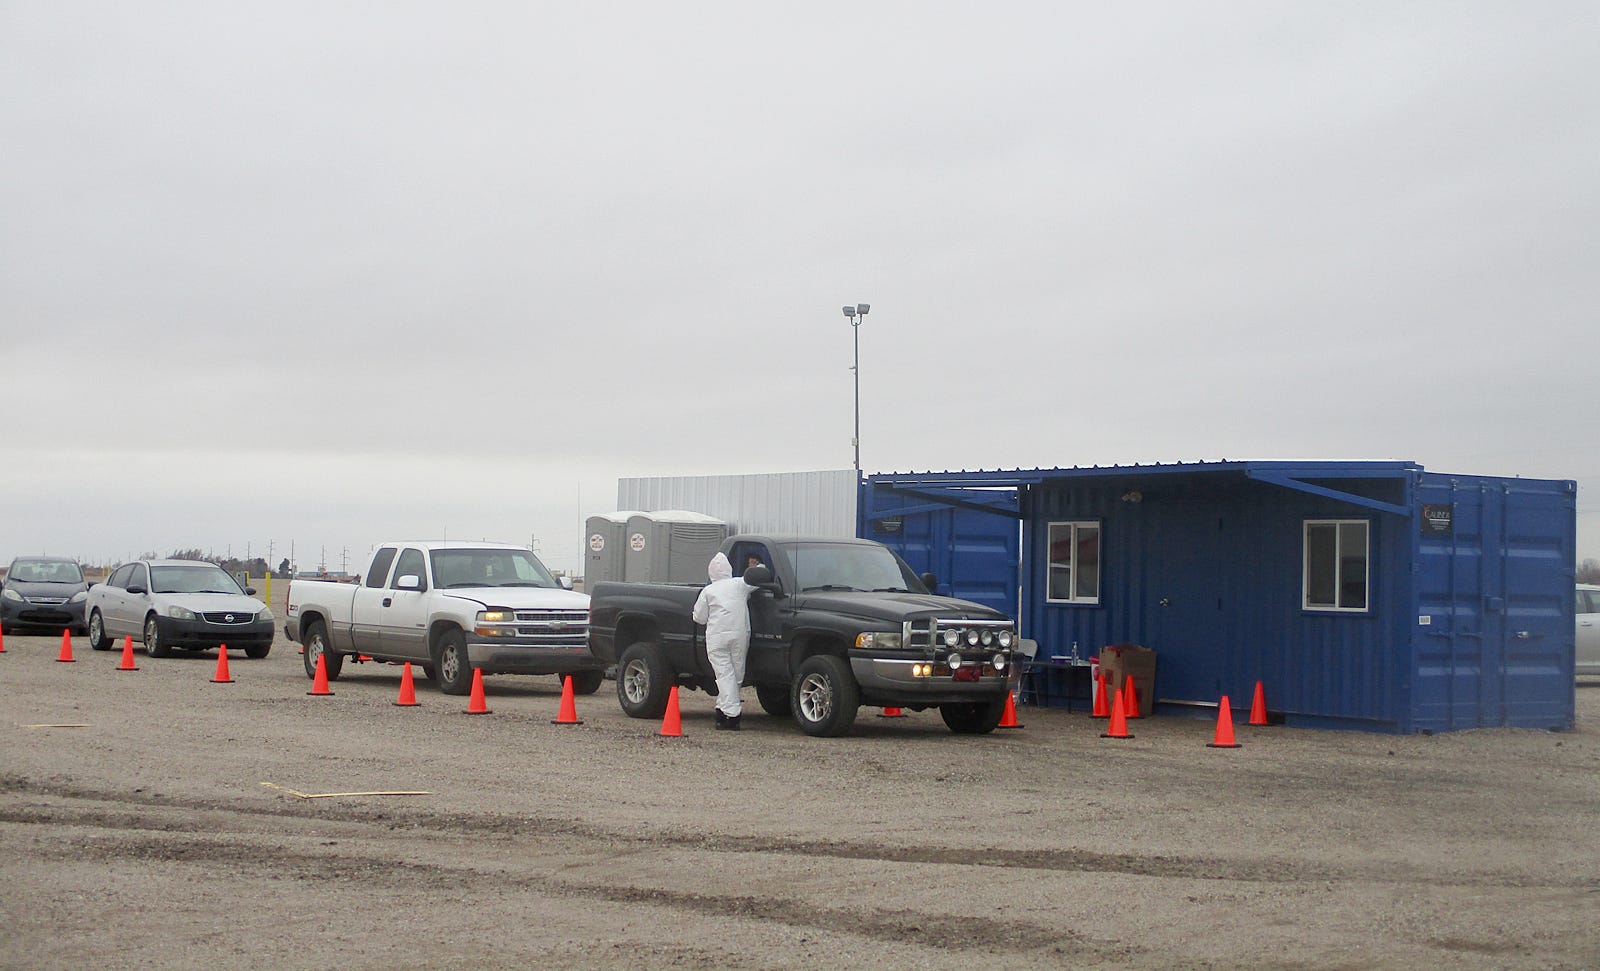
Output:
[997, 630, 1014, 648]
[947, 652, 963, 669]
[943, 629, 961, 648]
[980, 629, 995, 646]
[965, 629, 980, 647]
[993, 653, 1008, 671]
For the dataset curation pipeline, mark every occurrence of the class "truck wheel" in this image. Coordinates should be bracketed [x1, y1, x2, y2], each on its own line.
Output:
[791, 655, 859, 737]
[756, 683, 792, 718]
[567, 669, 605, 695]
[144, 614, 173, 658]
[940, 697, 1008, 735]
[616, 642, 671, 719]
[87, 610, 114, 651]
[302, 621, 343, 681]
[433, 628, 472, 695]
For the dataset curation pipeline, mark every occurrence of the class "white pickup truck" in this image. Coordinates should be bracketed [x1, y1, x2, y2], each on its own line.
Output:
[285, 541, 601, 695]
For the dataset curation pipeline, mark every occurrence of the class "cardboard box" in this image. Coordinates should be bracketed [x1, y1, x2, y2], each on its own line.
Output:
[1100, 644, 1156, 716]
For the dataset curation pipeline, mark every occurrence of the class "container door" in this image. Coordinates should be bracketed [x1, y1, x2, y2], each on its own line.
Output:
[867, 505, 1018, 618]
[1413, 479, 1574, 731]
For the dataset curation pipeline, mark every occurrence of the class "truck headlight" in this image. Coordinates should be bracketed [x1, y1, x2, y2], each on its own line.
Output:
[478, 609, 515, 624]
[855, 631, 902, 650]
[258, 606, 274, 621]
[168, 605, 196, 621]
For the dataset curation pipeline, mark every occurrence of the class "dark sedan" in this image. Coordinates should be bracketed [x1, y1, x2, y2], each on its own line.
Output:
[1, 556, 90, 634]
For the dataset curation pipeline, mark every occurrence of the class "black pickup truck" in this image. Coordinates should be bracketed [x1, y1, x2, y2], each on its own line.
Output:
[586, 534, 1018, 737]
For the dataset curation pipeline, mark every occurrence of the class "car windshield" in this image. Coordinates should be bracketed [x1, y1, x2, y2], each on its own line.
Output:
[8, 560, 84, 583]
[150, 565, 245, 595]
[429, 548, 560, 589]
[784, 542, 924, 594]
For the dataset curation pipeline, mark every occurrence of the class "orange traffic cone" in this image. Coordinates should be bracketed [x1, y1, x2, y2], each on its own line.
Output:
[393, 662, 420, 707]
[56, 629, 76, 663]
[1100, 687, 1134, 739]
[464, 668, 491, 714]
[552, 674, 583, 724]
[1123, 674, 1141, 719]
[1092, 674, 1111, 718]
[210, 644, 234, 683]
[658, 685, 683, 737]
[1208, 695, 1242, 748]
[307, 653, 334, 696]
[877, 706, 908, 718]
[1249, 681, 1269, 726]
[0, 623, 7, 653]
[117, 635, 139, 671]
[997, 691, 1023, 729]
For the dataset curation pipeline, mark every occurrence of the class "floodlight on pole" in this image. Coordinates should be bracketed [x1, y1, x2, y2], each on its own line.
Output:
[843, 303, 870, 474]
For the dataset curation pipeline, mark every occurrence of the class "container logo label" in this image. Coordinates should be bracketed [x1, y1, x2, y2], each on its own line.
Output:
[1420, 504, 1453, 535]
[630, 533, 647, 552]
[589, 534, 605, 552]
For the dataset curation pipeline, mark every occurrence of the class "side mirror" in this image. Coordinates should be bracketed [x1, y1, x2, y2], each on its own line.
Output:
[244, 586, 258, 596]
[559, 576, 573, 590]
[743, 565, 774, 586]
[395, 575, 423, 591]
[127, 585, 147, 596]
[920, 572, 938, 593]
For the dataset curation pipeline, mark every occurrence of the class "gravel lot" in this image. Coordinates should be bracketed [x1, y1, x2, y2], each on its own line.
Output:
[2, 614, 1598, 970]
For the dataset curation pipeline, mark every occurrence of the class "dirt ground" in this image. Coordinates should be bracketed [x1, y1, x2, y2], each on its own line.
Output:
[2, 618, 1597, 971]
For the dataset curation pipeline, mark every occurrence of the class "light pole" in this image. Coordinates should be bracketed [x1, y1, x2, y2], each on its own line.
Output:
[842, 303, 870, 474]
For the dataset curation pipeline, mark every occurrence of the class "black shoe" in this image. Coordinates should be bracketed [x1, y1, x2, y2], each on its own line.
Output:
[719, 714, 741, 731]
[714, 709, 728, 727]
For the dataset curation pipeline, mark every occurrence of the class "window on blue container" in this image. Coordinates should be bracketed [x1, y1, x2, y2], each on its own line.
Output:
[1046, 521, 1100, 604]
[1303, 520, 1369, 611]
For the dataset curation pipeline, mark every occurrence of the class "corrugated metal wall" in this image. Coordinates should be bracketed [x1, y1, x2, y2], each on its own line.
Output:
[614, 470, 858, 539]
[1023, 471, 1414, 729]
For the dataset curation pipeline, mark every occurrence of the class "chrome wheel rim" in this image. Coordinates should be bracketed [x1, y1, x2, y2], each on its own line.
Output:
[797, 672, 833, 723]
[622, 659, 649, 704]
[143, 617, 158, 655]
[441, 644, 461, 685]
[89, 613, 103, 645]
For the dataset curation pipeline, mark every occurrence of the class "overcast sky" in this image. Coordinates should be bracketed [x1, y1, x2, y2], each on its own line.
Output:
[2, 1, 1596, 574]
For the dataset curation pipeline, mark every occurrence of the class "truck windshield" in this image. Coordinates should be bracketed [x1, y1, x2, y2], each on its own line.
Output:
[784, 542, 924, 594]
[430, 548, 561, 589]
[150, 565, 246, 595]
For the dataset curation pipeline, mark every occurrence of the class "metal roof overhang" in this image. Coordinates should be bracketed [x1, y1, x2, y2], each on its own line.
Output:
[866, 460, 1421, 519]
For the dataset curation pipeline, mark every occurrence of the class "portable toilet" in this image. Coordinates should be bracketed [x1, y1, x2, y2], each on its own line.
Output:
[584, 512, 641, 587]
[624, 511, 729, 583]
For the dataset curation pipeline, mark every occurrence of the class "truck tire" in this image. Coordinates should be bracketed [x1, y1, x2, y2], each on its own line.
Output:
[144, 614, 173, 658]
[302, 621, 343, 681]
[244, 643, 271, 659]
[433, 628, 472, 695]
[87, 610, 114, 651]
[616, 642, 671, 719]
[939, 697, 1008, 735]
[567, 669, 605, 695]
[791, 655, 859, 737]
[755, 683, 792, 717]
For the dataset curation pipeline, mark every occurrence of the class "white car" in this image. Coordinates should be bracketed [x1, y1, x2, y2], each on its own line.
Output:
[86, 559, 274, 658]
[1578, 583, 1600, 677]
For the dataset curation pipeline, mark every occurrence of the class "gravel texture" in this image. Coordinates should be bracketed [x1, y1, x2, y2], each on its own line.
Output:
[2, 619, 1597, 970]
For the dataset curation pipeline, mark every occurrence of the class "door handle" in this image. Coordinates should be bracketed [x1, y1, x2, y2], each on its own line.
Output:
[383, 597, 392, 607]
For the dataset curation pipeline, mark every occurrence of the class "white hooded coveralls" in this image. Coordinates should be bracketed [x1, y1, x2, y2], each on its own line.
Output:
[691, 552, 755, 717]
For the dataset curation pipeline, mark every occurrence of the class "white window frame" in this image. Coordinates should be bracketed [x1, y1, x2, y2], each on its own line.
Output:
[1046, 520, 1101, 605]
[1302, 519, 1370, 613]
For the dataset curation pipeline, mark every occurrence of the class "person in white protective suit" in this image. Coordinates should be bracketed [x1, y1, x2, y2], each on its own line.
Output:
[691, 552, 757, 731]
